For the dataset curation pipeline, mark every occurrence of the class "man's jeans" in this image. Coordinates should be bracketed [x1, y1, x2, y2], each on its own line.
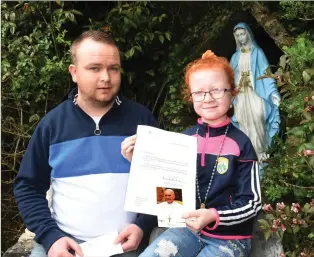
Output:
[139, 227, 252, 257]
[30, 231, 145, 257]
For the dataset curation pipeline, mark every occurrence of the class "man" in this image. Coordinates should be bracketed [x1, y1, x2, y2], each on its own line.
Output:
[157, 189, 184, 227]
[14, 30, 157, 257]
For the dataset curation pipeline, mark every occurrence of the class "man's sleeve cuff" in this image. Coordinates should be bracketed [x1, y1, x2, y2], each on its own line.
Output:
[134, 213, 157, 237]
[36, 229, 67, 253]
[205, 208, 220, 230]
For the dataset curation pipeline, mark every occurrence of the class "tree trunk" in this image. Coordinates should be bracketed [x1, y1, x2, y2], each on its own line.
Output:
[243, 1, 294, 50]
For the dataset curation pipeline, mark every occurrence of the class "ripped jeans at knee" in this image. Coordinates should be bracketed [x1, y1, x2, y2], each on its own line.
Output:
[140, 227, 251, 257]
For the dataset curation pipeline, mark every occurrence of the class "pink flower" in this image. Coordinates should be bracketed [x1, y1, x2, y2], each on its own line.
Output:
[271, 219, 281, 232]
[276, 202, 285, 211]
[271, 225, 278, 232]
[281, 224, 286, 231]
[298, 219, 305, 225]
[311, 199, 314, 207]
[304, 107, 311, 112]
[304, 150, 314, 156]
[280, 253, 286, 257]
[291, 203, 301, 213]
[263, 204, 273, 212]
[300, 252, 306, 256]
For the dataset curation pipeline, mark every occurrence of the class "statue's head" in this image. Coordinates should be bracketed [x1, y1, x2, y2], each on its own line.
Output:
[233, 23, 256, 50]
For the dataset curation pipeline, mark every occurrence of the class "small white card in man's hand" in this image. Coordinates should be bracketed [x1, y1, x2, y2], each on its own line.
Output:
[76, 231, 123, 257]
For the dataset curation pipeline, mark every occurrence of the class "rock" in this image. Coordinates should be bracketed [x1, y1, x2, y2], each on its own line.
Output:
[251, 218, 284, 257]
[3, 229, 34, 257]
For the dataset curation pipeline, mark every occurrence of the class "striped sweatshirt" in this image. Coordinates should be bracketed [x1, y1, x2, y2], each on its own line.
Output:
[14, 89, 158, 253]
[184, 117, 261, 239]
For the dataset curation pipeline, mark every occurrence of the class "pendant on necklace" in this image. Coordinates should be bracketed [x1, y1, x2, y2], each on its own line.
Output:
[200, 203, 205, 209]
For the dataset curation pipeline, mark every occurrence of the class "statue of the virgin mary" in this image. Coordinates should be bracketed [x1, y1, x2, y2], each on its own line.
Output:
[230, 22, 281, 162]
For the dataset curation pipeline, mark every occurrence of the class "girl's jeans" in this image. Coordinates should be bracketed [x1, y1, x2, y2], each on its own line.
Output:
[139, 227, 251, 257]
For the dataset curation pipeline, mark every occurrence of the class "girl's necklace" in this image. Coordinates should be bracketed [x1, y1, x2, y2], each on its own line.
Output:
[195, 123, 230, 209]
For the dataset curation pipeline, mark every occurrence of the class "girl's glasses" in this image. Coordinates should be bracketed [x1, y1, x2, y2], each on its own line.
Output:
[190, 88, 232, 102]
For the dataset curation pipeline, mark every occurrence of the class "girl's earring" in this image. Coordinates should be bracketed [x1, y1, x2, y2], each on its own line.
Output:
[229, 104, 233, 109]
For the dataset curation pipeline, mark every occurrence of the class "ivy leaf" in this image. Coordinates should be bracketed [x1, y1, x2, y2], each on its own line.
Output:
[128, 19, 137, 29]
[302, 70, 311, 84]
[146, 70, 155, 77]
[265, 214, 275, 220]
[9, 12, 15, 21]
[29, 114, 40, 123]
[303, 111, 312, 120]
[165, 32, 171, 41]
[70, 9, 83, 16]
[134, 45, 143, 53]
[303, 143, 314, 150]
[265, 230, 272, 241]
[257, 219, 270, 229]
[158, 35, 164, 44]
[292, 225, 300, 233]
[308, 206, 314, 213]
[129, 47, 135, 57]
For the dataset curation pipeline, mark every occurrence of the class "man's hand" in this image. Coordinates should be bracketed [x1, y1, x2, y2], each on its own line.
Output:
[121, 135, 137, 162]
[114, 224, 143, 252]
[183, 209, 217, 233]
[48, 237, 83, 257]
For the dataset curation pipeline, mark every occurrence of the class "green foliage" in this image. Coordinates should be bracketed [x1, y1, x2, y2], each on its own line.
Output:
[279, 1, 314, 40]
[261, 35, 314, 256]
[158, 5, 235, 131]
[280, 2, 314, 21]
[1, 1, 80, 252]
[88, 2, 172, 109]
[263, 35, 314, 202]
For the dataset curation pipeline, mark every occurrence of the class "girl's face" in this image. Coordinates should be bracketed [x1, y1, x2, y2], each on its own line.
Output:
[189, 69, 233, 125]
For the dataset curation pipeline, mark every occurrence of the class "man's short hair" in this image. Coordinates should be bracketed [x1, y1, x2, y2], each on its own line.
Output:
[70, 30, 118, 64]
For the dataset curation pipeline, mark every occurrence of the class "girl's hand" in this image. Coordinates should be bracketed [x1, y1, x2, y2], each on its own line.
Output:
[121, 135, 137, 162]
[183, 208, 217, 233]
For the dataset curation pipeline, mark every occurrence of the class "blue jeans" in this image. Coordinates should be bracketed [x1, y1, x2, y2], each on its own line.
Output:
[30, 233, 144, 257]
[140, 227, 251, 257]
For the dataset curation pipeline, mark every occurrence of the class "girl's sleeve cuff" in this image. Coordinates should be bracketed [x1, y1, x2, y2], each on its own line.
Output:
[206, 208, 220, 230]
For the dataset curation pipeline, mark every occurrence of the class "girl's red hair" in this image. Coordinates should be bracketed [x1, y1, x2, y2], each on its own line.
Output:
[183, 50, 236, 102]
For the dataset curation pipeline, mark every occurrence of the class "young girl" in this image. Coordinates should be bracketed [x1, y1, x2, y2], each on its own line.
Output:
[121, 50, 261, 257]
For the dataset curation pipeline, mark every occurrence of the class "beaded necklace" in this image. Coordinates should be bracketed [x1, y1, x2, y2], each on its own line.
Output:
[195, 123, 230, 209]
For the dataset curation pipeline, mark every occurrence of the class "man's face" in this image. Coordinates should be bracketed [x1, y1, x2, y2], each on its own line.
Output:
[164, 190, 175, 204]
[234, 29, 248, 46]
[69, 39, 121, 106]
